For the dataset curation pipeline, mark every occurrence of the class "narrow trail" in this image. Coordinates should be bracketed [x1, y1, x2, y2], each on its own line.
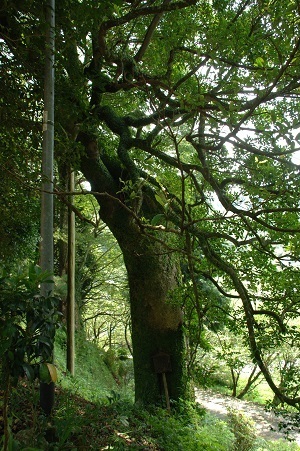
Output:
[195, 388, 300, 445]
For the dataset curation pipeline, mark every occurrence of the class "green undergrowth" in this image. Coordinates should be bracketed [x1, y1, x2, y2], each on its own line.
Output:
[54, 328, 121, 401]
[3, 383, 234, 450]
[5, 384, 300, 450]
[3, 333, 300, 450]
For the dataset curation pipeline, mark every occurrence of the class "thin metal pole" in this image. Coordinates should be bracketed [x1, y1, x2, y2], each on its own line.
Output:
[40, 0, 55, 416]
[40, 0, 55, 288]
[67, 169, 76, 376]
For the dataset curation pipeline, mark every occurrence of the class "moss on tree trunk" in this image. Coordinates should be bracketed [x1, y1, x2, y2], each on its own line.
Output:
[127, 251, 186, 405]
[107, 211, 188, 406]
[80, 139, 189, 407]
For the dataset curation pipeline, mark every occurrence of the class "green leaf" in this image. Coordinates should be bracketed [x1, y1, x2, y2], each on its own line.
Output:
[39, 363, 51, 383]
[254, 57, 264, 67]
[38, 336, 53, 347]
[155, 193, 167, 208]
[46, 363, 58, 383]
[22, 363, 35, 381]
[151, 214, 165, 226]
[39, 362, 57, 383]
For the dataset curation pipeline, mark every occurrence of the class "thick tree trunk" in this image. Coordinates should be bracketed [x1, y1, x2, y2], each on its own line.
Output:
[125, 239, 186, 405]
[79, 135, 188, 406]
[105, 208, 187, 405]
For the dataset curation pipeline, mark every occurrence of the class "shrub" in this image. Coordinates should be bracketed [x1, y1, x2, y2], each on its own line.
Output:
[142, 403, 235, 450]
[227, 407, 257, 451]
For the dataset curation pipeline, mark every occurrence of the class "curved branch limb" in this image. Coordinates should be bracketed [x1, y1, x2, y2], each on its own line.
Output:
[186, 135, 300, 233]
[230, 137, 300, 164]
[56, 194, 98, 228]
[134, 0, 171, 62]
[172, 60, 208, 91]
[220, 38, 300, 146]
[195, 271, 240, 299]
[198, 238, 300, 407]
[100, 1, 198, 32]
[253, 309, 286, 333]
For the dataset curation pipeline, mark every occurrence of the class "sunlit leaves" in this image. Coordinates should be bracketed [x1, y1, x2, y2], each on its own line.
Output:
[0, 265, 61, 383]
[3, 0, 300, 403]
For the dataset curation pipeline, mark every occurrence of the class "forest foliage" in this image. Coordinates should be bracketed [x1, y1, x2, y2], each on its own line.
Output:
[2, 1, 300, 446]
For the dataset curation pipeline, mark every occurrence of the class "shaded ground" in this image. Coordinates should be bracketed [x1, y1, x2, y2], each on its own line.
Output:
[196, 388, 300, 444]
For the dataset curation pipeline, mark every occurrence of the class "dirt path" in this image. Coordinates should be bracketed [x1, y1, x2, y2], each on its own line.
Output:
[195, 388, 300, 445]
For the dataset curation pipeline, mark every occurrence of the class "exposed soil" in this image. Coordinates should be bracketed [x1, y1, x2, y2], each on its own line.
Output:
[195, 388, 300, 445]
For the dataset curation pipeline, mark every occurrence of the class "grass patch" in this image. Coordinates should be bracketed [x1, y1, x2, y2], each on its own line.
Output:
[7, 385, 300, 450]
[54, 328, 119, 401]
[3, 333, 300, 450]
[7, 385, 236, 450]
[236, 373, 274, 405]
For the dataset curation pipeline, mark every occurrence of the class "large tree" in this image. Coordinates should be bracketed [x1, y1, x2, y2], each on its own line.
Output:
[2, 0, 300, 406]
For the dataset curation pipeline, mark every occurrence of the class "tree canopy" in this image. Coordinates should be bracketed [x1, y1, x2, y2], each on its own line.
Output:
[2, 0, 300, 406]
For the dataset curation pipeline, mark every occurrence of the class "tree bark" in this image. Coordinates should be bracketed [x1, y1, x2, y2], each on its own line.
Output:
[122, 234, 186, 405]
[101, 200, 187, 406]
[80, 138, 188, 406]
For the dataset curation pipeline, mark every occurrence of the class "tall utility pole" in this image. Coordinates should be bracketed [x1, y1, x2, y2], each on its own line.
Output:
[40, 0, 55, 416]
[67, 169, 76, 376]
